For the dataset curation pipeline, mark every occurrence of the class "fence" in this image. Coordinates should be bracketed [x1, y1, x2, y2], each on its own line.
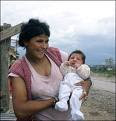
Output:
[0, 23, 22, 113]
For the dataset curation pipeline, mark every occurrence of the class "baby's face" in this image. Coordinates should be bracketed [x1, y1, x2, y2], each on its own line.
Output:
[69, 53, 83, 67]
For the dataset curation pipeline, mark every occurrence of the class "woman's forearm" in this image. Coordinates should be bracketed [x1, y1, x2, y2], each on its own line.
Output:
[13, 98, 55, 118]
[10, 77, 56, 118]
[86, 78, 92, 90]
[82, 78, 92, 97]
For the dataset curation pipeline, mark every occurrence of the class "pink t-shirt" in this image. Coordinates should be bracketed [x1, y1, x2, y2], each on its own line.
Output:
[25, 54, 62, 99]
[9, 50, 68, 99]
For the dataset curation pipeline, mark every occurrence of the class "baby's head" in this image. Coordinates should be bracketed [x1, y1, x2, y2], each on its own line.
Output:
[68, 50, 86, 67]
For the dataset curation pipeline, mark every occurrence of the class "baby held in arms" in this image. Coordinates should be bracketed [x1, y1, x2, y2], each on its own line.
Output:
[55, 50, 90, 120]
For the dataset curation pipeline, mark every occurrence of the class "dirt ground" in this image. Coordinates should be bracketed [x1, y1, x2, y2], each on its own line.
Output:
[81, 88, 115, 120]
[81, 75, 115, 121]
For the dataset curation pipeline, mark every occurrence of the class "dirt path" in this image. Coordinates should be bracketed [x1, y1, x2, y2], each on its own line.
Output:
[92, 77, 115, 93]
[81, 76, 115, 120]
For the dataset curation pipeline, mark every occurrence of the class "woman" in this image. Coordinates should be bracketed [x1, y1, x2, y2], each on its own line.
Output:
[9, 18, 92, 121]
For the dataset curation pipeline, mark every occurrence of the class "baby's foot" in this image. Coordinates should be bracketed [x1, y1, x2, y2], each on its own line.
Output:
[72, 111, 84, 120]
[55, 101, 68, 111]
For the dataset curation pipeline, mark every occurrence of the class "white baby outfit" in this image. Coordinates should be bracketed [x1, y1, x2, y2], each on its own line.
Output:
[55, 63, 90, 120]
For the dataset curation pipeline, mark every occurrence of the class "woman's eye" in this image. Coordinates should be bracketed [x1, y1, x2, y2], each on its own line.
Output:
[36, 39, 49, 43]
[37, 40, 43, 43]
[45, 40, 49, 43]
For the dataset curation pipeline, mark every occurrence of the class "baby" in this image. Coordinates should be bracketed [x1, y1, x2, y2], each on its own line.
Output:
[55, 50, 90, 120]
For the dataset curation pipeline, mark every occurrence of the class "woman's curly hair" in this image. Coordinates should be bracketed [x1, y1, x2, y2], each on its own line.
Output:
[19, 18, 50, 47]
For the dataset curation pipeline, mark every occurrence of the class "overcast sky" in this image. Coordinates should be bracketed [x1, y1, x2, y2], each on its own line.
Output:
[1, 1, 115, 65]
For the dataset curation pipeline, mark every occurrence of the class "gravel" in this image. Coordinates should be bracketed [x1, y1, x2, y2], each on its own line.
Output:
[81, 87, 115, 120]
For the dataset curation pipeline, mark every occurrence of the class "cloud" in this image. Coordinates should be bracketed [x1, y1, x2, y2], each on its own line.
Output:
[1, 1, 115, 65]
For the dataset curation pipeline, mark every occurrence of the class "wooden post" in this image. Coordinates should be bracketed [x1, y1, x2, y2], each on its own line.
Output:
[0, 23, 11, 112]
[0, 23, 22, 113]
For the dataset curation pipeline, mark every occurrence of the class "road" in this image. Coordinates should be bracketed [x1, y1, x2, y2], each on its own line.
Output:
[91, 77, 115, 93]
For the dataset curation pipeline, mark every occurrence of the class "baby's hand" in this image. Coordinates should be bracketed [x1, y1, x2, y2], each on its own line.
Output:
[64, 61, 70, 66]
[75, 63, 81, 69]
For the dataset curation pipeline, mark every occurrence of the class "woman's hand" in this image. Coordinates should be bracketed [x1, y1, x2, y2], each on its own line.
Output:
[75, 79, 92, 101]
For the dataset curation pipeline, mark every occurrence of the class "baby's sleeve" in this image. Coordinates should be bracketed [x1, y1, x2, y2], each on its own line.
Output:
[60, 62, 69, 76]
[76, 64, 90, 80]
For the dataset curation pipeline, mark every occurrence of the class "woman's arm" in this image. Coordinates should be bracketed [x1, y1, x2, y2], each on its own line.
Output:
[10, 77, 56, 118]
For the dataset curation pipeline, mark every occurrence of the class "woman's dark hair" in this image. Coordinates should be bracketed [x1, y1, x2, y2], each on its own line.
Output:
[68, 50, 86, 64]
[19, 18, 50, 47]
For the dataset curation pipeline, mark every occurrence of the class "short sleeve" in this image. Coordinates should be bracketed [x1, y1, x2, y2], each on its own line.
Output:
[8, 73, 19, 77]
[59, 50, 68, 62]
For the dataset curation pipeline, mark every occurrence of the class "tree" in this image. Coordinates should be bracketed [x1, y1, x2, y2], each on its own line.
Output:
[105, 57, 114, 68]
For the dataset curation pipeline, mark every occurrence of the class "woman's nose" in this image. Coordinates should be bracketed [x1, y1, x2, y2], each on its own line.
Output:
[41, 42, 47, 48]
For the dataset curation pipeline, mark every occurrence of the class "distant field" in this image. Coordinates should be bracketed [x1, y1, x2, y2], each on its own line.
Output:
[91, 69, 115, 77]
[91, 71, 115, 83]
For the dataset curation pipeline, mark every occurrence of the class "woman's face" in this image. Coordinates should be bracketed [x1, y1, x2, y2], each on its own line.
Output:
[69, 53, 83, 67]
[24, 34, 49, 59]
